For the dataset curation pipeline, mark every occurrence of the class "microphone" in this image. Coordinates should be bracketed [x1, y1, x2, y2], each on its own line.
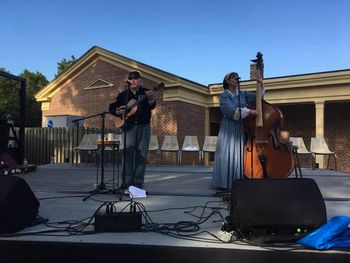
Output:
[125, 79, 131, 89]
[236, 76, 241, 91]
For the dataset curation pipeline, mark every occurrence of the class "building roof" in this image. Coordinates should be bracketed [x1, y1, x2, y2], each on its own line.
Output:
[35, 46, 207, 103]
[35, 46, 350, 108]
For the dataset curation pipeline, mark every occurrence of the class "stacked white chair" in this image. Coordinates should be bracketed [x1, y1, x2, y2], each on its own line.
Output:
[73, 133, 99, 165]
[289, 137, 315, 169]
[148, 135, 160, 165]
[180, 136, 201, 165]
[310, 137, 337, 170]
[201, 136, 217, 166]
[160, 135, 180, 165]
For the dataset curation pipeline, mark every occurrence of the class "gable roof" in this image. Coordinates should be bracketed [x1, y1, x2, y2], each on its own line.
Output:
[84, 77, 114, 90]
[35, 46, 207, 102]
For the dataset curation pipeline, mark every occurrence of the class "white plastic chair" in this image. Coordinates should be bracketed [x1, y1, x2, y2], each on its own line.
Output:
[180, 136, 201, 165]
[201, 136, 217, 166]
[74, 133, 99, 164]
[289, 137, 315, 169]
[148, 135, 160, 165]
[310, 137, 337, 170]
[160, 135, 180, 165]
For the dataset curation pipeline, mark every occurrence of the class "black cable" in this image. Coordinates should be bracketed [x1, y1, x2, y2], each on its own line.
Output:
[38, 195, 88, 201]
[0, 196, 304, 250]
[134, 200, 230, 243]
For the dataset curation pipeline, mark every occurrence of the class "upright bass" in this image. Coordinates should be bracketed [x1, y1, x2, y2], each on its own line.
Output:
[243, 52, 294, 179]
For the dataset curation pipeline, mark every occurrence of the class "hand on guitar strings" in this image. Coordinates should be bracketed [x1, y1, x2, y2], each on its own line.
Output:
[115, 106, 126, 116]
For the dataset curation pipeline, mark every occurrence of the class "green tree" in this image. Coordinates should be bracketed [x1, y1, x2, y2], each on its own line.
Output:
[0, 67, 48, 127]
[0, 67, 20, 124]
[20, 70, 49, 127]
[55, 55, 77, 78]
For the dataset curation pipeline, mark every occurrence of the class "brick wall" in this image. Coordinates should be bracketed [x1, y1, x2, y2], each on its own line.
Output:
[250, 64, 258, 80]
[44, 60, 162, 128]
[279, 103, 350, 172]
[43, 60, 129, 128]
[325, 101, 350, 171]
[177, 102, 206, 165]
[148, 97, 179, 165]
[43, 60, 350, 171]
[210, 103, 350, 172]
[278, 104, 315, 168]
[43, 60, 206, 165]
[149, 100, 206, 165]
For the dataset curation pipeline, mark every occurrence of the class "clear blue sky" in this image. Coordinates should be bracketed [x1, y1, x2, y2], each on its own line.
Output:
[1, 0, 349, 85]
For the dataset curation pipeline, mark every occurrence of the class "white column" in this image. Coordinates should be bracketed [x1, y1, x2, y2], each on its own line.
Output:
[315, 100, 325, 168]
[205, 107, 209, 136]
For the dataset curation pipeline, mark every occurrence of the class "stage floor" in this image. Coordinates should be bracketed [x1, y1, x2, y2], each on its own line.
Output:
[1, 164, 350, 262]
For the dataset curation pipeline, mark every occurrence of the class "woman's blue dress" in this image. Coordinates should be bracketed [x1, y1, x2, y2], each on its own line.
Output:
[212, 89, 256, 189]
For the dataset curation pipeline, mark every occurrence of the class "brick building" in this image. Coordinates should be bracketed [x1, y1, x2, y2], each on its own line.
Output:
[35, 46, 350, 171]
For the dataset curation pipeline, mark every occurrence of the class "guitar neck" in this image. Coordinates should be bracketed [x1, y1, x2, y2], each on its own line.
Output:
[126, 83, 163, 110]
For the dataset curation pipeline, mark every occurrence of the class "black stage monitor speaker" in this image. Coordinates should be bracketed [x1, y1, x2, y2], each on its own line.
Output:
[0, 176, 39, 234]
[231, 178, 327, 242]
[0, 120, 10, 154]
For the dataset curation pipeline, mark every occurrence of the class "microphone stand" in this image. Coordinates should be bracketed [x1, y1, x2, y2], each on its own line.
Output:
[121, 82, 130, 191]
[72, 112, 111, 201]
[99, 111, 107, 190]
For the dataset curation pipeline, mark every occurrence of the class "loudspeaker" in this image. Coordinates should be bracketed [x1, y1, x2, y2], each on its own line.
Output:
[0, 152, 17, 169]
[0, 120, 9, 154]
[231, 178, 327, 242]
[0, 176, 39, 233]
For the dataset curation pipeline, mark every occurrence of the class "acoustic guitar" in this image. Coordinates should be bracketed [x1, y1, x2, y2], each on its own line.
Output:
[114, 82, 164, 128]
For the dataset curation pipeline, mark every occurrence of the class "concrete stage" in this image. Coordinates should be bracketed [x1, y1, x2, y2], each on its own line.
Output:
[0, 164, 350, 262]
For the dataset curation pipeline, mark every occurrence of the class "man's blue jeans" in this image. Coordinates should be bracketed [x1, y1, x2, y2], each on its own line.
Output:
[122, 124, 150, 186]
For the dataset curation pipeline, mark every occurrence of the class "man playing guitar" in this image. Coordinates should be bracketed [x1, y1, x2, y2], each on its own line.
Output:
[109, 71, 156, 190]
